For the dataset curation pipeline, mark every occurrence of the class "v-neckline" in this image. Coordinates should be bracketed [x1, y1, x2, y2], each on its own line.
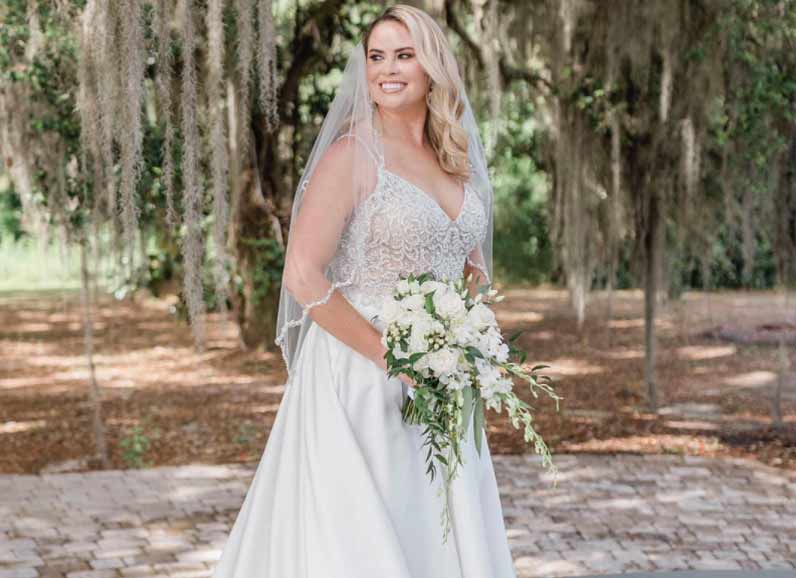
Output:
[380, 166, 468, 224]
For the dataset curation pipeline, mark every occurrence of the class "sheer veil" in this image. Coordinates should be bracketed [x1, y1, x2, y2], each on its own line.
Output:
[274, 38, 494, 382]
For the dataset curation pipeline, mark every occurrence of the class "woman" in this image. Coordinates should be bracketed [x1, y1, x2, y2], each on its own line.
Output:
[211, 5, 516, 577]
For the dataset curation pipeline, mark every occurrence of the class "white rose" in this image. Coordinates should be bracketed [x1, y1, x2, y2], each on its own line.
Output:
[379, 299, 401, 324]
[434, 291, 466, 320]
[451, 321, 477, 347]
[408, 326, 428, 353]
[402, 293, 425, 312]
[467, 303, 497, 330]
[420, 280, 447, 295]
[427, 348, 459, 376]
[409, 280, 421, 293]
[396, 279, 411, 295]
[409, 310, 434, 332]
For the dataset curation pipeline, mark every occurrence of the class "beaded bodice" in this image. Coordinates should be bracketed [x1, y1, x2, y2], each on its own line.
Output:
[328, 164, 488, 310]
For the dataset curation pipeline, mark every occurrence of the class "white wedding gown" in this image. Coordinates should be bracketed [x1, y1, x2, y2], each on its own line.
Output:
[211, 144, 517, 578]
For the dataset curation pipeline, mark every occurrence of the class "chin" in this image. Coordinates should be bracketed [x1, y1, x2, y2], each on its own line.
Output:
[375, 94, 425, 109]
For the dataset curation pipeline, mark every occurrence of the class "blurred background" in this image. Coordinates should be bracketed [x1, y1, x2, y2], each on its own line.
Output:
[1, 0, 794, 475]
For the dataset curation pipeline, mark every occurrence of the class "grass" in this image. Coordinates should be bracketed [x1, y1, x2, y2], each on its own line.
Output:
[0, 237, 82, 292]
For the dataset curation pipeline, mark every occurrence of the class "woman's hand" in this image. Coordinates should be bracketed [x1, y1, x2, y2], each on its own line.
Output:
[374, 342, 417, 389]
[396, 372, 417, 389]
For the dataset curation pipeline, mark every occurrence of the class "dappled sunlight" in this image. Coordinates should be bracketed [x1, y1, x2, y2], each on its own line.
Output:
[64, 321, 109, 332]
[662, 419, 721, 432]
[0, 419, 47, 434]
[250, 403, 281, 414]
[654, 488, 709, 503]
[600, 348, 644, 360]
[607, 317, 673, 330]
[562, 434, 722, 454]
[543, 357, 606, 376]
[525, 330, 556, 340]
[2, 286, 794, 473]
[495, 310, 544, 324]
[1, 376, 65, 390]
[675, 344, 737, 360]
[7, 321, 53, 333]
[589, 496, 649, 510]
[723, 370, 777, 389]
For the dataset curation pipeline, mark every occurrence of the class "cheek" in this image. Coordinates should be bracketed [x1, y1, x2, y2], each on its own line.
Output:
[405, 61, 428, 83]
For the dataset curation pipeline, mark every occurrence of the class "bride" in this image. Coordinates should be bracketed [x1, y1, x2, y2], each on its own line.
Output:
[211, 5, 516, 577]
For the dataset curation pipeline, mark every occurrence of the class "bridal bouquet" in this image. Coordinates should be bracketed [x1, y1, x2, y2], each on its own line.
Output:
[379, 272, 562, 542]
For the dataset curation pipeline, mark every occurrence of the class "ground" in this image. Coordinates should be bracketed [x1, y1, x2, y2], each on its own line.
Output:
[3, 455, 795, 576]
[0, 286, 794, 475]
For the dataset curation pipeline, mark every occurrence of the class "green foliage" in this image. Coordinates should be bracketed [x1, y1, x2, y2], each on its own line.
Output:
[120, 422, 159, 469]
[237, 236, 285, 306]
[489, 85, 554, 284]
[0, 177, 24, 242]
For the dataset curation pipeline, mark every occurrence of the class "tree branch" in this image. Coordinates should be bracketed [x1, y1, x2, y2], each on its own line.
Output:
[444, 0, 554, 95]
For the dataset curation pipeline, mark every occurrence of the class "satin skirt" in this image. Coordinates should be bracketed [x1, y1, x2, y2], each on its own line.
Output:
[210, 297, 517, 578]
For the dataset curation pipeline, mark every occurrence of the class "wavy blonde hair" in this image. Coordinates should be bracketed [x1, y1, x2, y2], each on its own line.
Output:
[363, 4, 469, 181]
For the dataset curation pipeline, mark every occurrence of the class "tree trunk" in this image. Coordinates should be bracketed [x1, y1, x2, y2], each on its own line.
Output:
[231, 133, 282, 350]
[643, 191, 661, 412]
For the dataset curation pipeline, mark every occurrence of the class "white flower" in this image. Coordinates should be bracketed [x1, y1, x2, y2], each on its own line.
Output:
[467, 303, 497, 330]
[409, 280, 421, 293]
[481, 375, 513, 400]
[420, 280, 447, 295]
[408, 327, 428, 354]
[451, 322, 477, 347]
[434, 291, 466, 320]
[441, 369, 472, 391]
[379, 298, 402, 324]
[475, 357, 501, 388]
[397, 279, 411, 295]
[402, 293, 425, 312]
[412, 355, 431, 378]
[427, 348, 459, 376]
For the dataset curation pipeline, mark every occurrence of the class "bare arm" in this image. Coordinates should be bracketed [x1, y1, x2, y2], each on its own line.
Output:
[281, 137, 390, 372]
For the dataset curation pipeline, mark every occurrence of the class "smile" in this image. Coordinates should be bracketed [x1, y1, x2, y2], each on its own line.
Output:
[380, 82, 407, 93]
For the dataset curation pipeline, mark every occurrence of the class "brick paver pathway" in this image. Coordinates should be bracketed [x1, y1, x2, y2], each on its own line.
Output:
[1, 454, 794, 578]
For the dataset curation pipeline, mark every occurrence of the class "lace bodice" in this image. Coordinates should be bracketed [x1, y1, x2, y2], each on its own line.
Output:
[327, 163, 488, 311]
[275, 134, 492, 367]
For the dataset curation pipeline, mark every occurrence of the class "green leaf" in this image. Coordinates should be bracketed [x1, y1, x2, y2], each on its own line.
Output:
[507, 330, 524, 343]
[473, 395, 484, 457]
[465, 346, 484, 359]
[461, 386, 474, 435]
[424, 291, 436, 315]
[408, 351, 425, 364]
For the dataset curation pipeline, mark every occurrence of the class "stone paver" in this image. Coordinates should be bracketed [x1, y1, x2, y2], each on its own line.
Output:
[0, 455, 795, 577]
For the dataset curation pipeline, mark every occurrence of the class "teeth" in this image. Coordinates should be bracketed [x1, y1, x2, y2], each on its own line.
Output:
[381, 82, 406, 92]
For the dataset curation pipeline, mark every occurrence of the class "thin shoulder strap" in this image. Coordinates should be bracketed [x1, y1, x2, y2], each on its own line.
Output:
[334, 131, 385, 169]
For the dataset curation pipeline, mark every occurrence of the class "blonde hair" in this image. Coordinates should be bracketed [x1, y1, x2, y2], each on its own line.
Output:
[363, 4, 470, 181]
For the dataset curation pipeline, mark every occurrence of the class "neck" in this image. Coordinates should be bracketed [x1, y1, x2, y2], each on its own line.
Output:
[375, 104, 428, 148]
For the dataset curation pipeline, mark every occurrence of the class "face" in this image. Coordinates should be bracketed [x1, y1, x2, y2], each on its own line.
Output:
[365, 20, 431, 111]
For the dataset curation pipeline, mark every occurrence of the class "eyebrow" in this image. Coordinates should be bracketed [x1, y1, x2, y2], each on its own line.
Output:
[368, 47, 415, 54]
